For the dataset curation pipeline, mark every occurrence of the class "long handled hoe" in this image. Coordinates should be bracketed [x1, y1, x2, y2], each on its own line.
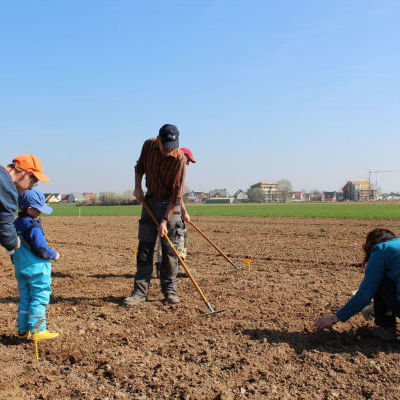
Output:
[141, 200, 224, 317]
[188, 220, 239, 271]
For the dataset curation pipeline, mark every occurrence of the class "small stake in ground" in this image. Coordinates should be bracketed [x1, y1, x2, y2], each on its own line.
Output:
[32, 319, 44, 361]
[244, 259, 252, 273]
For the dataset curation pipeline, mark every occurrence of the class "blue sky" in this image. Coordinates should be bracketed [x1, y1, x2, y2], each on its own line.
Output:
[1, 1, 400, 194]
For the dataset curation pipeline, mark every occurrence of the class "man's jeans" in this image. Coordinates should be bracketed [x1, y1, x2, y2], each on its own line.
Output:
[133, 197, 185, 298]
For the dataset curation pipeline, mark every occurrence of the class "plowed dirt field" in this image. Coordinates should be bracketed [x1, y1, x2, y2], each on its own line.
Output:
[1, 216, 400, 400]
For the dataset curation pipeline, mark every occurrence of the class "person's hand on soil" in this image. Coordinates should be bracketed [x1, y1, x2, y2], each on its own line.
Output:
[159, 220, 168, 237]
[315, 316, 336, 330]
[134, 187, 144, 202]
[54, 252, 60, 261]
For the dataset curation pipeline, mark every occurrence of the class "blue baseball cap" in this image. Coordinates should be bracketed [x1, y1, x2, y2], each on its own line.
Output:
[18, 188, 53, 215]
[159, 124, 179, 149]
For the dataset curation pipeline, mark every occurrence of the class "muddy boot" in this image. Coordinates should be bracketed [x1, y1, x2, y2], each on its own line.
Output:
[124, 293, 147, 307]
[165, 294, 180, 304]
[178, 266, 196, 278]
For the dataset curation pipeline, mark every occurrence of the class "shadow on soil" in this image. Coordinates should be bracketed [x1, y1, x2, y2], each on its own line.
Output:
[243, 328, 400, 355]
[0, 335, 27, 346]
[51, 272, 134, 279]
[50, 295, 126, 304]
[89, 273, 134, 279]
[88, 272, 190, 279]
[0, 296, 18, 304]
[52, 271, 74, 278]
[1, 295, 164, 306]
[0, 296, 127, 305]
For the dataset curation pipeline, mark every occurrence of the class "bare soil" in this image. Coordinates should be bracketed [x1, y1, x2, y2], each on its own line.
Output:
[1, 216, 400, 400]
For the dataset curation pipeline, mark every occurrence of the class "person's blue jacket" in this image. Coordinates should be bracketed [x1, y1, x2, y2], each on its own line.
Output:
[0, 166, 18, 251]
[336, 238, 400, 322]
[13, 214, 57, 260]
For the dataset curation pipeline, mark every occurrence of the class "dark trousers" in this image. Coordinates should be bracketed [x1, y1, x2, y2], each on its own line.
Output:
[374, 275, 400, 328]
[133, 197, 184, 297]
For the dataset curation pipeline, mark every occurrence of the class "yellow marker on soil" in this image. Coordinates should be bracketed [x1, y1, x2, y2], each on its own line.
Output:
[33, 329, 39, 361]
[32, 320, 44, 361]
[244, 259, 252, 273]
[131, 248, 138, 272]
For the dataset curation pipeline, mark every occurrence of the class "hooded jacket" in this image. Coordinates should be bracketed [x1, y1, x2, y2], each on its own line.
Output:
[14, 214, 57, 260]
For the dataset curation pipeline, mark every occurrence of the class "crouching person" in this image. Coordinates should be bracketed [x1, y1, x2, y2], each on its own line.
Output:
[315, 228, 400, 342]
[12, 189, 60, 340]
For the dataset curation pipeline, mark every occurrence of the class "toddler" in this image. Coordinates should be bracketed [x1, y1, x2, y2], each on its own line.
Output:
[12, 188, 60, 340]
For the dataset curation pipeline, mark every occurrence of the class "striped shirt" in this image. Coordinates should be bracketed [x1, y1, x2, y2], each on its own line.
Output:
[135, 138, 186, 205]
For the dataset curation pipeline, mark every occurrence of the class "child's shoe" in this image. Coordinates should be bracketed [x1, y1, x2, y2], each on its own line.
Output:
[18, 331, 32, 340]
[32, 329, 60, 341]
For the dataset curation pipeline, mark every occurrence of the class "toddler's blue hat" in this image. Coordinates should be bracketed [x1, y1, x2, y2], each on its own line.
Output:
[18, 188, 53, 215]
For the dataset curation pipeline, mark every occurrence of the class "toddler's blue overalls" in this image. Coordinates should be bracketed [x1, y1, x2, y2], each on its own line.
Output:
[12, 235, 52, 333]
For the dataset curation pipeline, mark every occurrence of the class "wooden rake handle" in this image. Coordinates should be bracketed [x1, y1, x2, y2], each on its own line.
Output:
[188, 220, 238, 271]
[140, 200, 210, 304]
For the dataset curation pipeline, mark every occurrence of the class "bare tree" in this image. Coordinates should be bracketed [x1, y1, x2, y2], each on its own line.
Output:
[277, 179, 293, 203]
[99, 191, 117, 206]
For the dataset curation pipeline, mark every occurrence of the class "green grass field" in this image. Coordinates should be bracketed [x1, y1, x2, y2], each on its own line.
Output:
[48, 202, 400, 219]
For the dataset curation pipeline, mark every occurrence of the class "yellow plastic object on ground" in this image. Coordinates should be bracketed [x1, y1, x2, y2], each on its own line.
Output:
[18, 331, 32, 339]
[32, 329, 60, 341]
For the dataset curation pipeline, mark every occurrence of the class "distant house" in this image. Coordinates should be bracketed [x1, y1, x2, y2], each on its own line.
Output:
[84, 193, 97, 202]
[322, 191, 337, 202]
[289, 191, 306, 201]
[233, 190, 248, 203]
[342, 181, 371, 201]
[309, 192, 322, 202]
[44, 193, 62, 203]
[209, 189, 228, 198]
[187, 191, 208, 202]
[383, 194, 400, 200]
[187, 192, 200, 202]
[68, 192, 85, 203]
[248, 182, 278, 203]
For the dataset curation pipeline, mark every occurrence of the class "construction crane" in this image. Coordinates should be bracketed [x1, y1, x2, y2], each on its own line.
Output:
[367, 170, 400, 200]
